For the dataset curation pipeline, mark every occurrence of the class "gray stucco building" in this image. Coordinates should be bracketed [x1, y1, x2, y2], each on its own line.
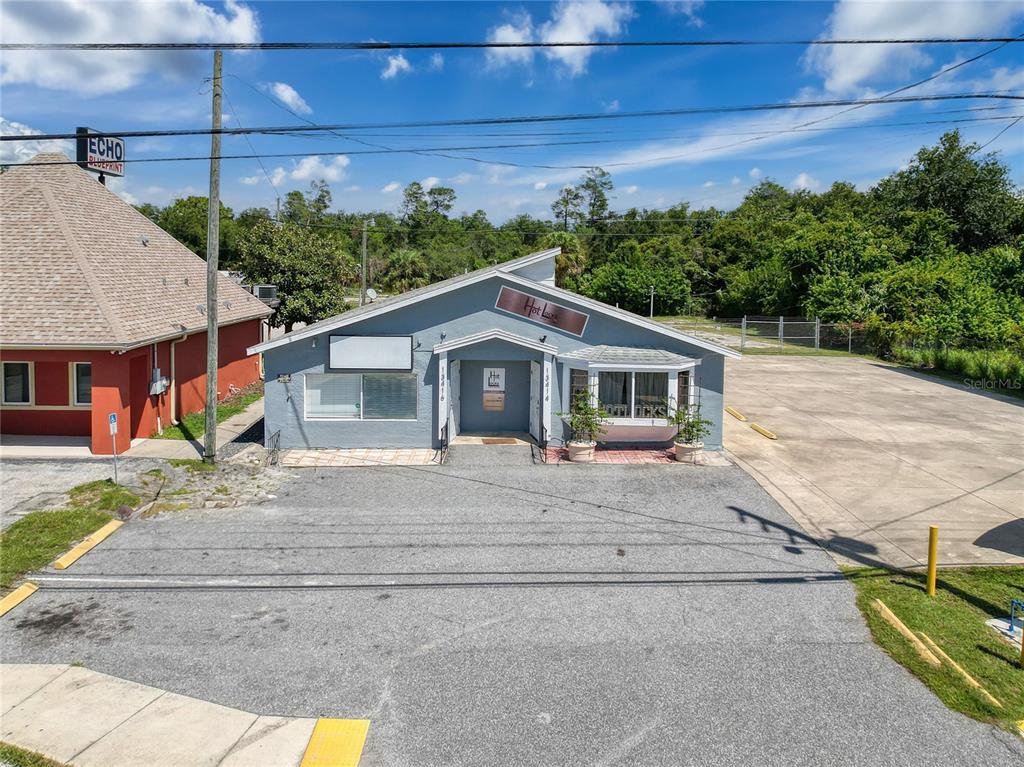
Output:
[250, 248, 739, 450]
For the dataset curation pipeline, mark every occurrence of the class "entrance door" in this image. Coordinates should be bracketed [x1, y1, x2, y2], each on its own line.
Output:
[450, 360, 461, 436]
[529, 360, 540, 441]
[458, 360, 530, 434]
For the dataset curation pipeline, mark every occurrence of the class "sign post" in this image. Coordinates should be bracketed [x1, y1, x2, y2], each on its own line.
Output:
[108, 412, 119, 484]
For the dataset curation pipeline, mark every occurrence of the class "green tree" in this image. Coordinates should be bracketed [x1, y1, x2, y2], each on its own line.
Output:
[578, 167, 613, 223]
[238, 220, 355, 331]
[157, 196, 238, 264]
[551, 185, 584, 230]
[426, 186, 456, 214]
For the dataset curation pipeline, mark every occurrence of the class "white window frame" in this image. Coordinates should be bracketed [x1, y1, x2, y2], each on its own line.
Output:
[1, 361, 34, 406]
[570, 362, 700, 427]
[304, 372, 418, 422]
[71, 362, 92, 407]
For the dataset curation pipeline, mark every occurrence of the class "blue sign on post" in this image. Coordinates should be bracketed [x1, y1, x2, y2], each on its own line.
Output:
[108, 412, 119, 483]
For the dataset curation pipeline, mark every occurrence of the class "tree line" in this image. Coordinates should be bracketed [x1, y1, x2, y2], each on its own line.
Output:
[137, 130, 1023, 352]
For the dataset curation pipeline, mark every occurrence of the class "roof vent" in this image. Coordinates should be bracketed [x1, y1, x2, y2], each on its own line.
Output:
[138, 234, 149, 247]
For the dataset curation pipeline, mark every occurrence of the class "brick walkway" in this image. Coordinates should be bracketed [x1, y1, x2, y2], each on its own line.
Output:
[544, 448, 732, 466]
[280, 448, 439, 467]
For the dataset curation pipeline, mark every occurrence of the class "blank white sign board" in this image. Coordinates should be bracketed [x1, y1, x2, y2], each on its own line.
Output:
[329, 335, 412, 370]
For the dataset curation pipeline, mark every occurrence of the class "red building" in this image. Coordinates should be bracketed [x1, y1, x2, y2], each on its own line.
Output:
[0, 153, 272, 454]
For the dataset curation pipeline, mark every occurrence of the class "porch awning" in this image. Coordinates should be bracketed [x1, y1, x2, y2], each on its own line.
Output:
[559, 344, 698, 368]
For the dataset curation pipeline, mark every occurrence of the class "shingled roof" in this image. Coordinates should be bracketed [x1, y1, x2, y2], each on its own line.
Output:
[0, 153, 271, 349]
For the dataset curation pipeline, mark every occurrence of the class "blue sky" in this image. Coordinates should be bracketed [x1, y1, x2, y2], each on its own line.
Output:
[2, 0, 1022, 221]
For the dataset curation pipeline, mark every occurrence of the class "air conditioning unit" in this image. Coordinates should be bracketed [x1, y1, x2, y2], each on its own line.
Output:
[253, 284, 278, 301]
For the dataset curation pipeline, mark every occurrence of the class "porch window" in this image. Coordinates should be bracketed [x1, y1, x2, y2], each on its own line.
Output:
[73, 362, 92, 406]
[677, 370, 692, 411]
[2, 362, 31, 405]
[598, 371, 632, 418]
[569, 368, 589, 403]
[305, 373, 416, 420]
[635, 372, 669, 418]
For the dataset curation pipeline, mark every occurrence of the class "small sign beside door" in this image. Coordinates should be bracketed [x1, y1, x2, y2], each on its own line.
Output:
[483, 367, 505, 392]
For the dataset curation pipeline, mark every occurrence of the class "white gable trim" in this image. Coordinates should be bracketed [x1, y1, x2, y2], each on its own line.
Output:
[495, 247, 559, 274]
[433, 328, 559, 356]
[250, 269, 739, 360]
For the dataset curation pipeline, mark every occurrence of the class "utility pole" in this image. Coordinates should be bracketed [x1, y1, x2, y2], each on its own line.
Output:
[360, 220, 368, 306]
[649, 285, 655, 318]
[204, 49, 222, 464]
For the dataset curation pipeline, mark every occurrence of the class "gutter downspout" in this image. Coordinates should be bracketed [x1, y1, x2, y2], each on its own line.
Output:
[169, 333, 188, 424]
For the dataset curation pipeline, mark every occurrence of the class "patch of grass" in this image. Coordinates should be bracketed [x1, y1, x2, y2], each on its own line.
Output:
[0, 508, 112, 589]
[166, 487, 194, 496]
[0, 743, 70, 767]
[67, 479, 139, 512]
[845, 566, 1024, 732]
[168, 458, 216, 473]
[153, 384, 263, 441]
[139, 501, 191, 519]
[143, 468, 166, 479]
[213, 484, 231, 495]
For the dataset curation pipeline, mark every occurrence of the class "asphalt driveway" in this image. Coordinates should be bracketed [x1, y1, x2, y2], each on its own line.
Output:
[2, 463, 1020, 765]
[724, 356, 1024, 568]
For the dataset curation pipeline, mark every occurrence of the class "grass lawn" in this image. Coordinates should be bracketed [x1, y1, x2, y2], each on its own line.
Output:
[889, 362, 1024, 403]
[0, 743, 69, 767]
[845, 567, 1024, 733]
[152, 384, 262, 441]
[0, 479, 139, 590]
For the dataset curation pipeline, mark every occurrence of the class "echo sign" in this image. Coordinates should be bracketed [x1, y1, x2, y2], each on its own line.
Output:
[80, 135, 125, 177]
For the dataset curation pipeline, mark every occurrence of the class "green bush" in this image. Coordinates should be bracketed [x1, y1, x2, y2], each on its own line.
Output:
[892, 345, 1024, 393]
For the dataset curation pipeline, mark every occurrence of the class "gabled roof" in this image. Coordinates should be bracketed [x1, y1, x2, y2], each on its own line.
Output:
[433, 328, 559, 356]
[249, 246, 740, 359]
[0, 153, 271, 349]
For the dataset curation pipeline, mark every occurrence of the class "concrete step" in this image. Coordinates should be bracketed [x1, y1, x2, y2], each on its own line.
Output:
[446, 443, 537, 466]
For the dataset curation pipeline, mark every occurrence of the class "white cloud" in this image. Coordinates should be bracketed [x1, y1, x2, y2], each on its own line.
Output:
[0, 116, 72, 164]
[421, 176, 441, 190]
[486, 12, 535, 69]
[731, 176, 741, 186]
[533, 181, 548, 191]
[791, 172, 821, 191]
[806, 0, 1024, 95]
[603, 99, 620, 113]
[485, 1, 632, 76]
[0, 0, 260, 95]
[702, 180, 715, 188]
[105, 177, 137, 205]
[240, 174, 262, 185]
[381, 181, 401, 193]
[267, 81, 311, 114]
[749, 167, 763, 179]
[270, 167, 288, 186]
[656, 0, 704, 27]
[290, 155, 350, 182]
[539, 0, 634, 76]
[429, 53, 445, 71]
[624, 185, 639, 194]
[381, 54, 412, 80]
[345, 185, 361, 192]
[450, 172, 476, 184]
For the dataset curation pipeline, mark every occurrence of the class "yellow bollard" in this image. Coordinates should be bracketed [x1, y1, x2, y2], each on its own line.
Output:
[927, 526, 938, 597]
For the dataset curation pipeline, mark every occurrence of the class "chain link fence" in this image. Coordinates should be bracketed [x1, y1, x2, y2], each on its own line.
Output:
[663, 316, 872, 354]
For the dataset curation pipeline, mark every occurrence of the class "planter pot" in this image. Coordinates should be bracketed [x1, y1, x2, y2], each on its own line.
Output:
[567, 441, 597, 463]
[674, 441, 704, 463]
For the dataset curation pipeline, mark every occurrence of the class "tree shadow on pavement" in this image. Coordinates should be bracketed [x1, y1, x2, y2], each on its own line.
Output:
[974, 519, 1024, 559]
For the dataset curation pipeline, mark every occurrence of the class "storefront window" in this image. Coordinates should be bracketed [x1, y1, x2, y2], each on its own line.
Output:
[306, 373, 416, 420]
[2, 362, 30, 405]
[598, 371, 632, 418]
[635, 372, 668, 418]
[73, 362, 92, 406]
[362, 374, 417, 420]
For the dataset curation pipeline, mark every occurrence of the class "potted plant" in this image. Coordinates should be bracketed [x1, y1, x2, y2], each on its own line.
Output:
[671, 404, 713, 463]
[558, 390, 609, 463]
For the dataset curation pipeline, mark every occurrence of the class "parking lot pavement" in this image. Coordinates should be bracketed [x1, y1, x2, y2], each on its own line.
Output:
[1, 464, 1020, 766]
[724, 355, 1024, 568]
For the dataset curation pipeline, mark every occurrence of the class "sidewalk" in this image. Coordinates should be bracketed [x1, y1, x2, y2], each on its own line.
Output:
[0, 663, 366, 766]
[0, 400, 264, 462]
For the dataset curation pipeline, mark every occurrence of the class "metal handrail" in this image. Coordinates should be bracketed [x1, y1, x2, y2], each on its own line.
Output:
[438, 422, 450, 464]
[266, 429, 281, 466]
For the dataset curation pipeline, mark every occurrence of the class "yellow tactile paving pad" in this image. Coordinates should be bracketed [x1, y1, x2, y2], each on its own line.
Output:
[300, 718, 370, 767]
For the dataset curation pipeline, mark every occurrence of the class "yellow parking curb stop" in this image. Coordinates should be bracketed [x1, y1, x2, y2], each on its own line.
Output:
[53, 520, 123, 570]
[0, 582, 38, 617]
[300, 718, 370, 767]
[725, 406, 747, 421]
[750, 423, 777, 440]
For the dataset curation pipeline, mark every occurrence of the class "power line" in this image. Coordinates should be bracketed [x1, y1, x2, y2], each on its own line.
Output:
[3, 93, 1021, 143]
[2, 38, 1022, 51]
[5, 113, 1020, 169]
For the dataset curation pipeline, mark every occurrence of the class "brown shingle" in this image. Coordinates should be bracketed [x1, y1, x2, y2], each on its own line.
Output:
[0, 153, 271, 348]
